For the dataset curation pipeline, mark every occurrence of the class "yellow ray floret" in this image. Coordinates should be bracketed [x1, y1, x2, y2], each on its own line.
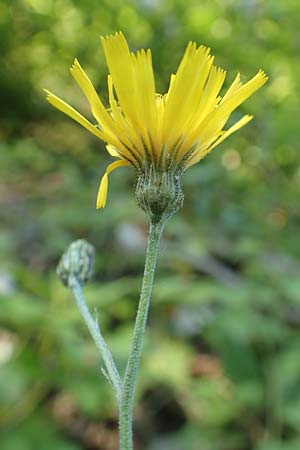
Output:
[186, 114, 254, 167]
[45, 31, 268, 209]
[44, 89, 105, 140]
[96, 160, 131, 209]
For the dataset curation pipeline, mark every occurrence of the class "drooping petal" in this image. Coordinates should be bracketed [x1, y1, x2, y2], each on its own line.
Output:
[96, 160, 131, 209]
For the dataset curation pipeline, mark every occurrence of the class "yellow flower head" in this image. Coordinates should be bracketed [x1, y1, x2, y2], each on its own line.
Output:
[45, 32, 267, 212]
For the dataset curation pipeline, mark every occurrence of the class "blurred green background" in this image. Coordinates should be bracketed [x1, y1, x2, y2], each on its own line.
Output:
[1, 0, 300, 449]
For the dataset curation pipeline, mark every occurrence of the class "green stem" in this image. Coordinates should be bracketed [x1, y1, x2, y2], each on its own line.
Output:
[68, 274, 122, 402]
[119, 220, 165, 450]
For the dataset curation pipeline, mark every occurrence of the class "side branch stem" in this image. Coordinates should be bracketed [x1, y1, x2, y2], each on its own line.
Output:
[119, 220, 165, 450]
[69, 275, 122, 402]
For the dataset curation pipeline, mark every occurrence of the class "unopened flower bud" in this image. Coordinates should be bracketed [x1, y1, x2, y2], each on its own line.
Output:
[57, 239, 94, 287]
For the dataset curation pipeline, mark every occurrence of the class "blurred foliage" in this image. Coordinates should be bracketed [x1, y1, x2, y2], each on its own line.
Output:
[1, 0, 300, 449]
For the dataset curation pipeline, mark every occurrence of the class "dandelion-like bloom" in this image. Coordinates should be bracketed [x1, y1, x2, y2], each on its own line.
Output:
[45, 32, 267, 220]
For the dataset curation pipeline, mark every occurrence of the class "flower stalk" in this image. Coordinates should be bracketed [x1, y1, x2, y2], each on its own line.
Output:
[68, 274, 123, 403]
[119, 219, 165, 450]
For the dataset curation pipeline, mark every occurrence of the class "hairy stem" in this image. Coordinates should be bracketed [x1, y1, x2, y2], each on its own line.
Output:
[119, 220, 165, 450]
[69, 274, 122, 402]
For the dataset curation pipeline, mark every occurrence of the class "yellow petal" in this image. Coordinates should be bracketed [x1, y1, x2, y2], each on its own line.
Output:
[220, 73, 242, 103]
[185, 132, 222, 168]
[102, 33, 157, 156]
[205, 114, 253, 152]
[96, 160, 131, 209]
[70, 59, 115, 133]
[207, 70, 267, 132]
[107, 74, 143, 159]
[44, 89, 104, 140]
[155, 94, 165, 145]
[218, 70, 268, 116]
[101, 32, 138, 126]
[107, 76, 148, 168]
[177, 65, 226, 160]
[163, 43, 214, 145]
[130, 48, 157, 139]
[187, 114, 253, 168]
[45, 90, 129, 160]
[190, 70, 268, 145]
[106, 144, 120, 157]
[107, 74, 130, 134]
[97, 172, 108, 209]
[191, 66, 226, 128]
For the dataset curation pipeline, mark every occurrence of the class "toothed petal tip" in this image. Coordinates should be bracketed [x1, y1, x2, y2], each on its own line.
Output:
[101, 31, 123, 42]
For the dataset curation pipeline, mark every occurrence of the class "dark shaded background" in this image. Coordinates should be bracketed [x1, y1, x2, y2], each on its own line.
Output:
[1, 0, 300, 449]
